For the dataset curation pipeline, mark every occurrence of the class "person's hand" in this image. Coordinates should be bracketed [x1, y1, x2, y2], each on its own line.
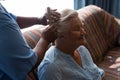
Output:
[46, 7, 61, 25]
[40, 7, 61, 25]
[41, 24, 58, 43]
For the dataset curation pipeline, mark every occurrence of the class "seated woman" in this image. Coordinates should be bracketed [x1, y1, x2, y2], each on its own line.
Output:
[37, 9, 105, 80]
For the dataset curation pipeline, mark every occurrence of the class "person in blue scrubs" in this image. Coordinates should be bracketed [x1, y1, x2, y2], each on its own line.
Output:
[0, 3, 61, 80]
[38, 9, 105, 80]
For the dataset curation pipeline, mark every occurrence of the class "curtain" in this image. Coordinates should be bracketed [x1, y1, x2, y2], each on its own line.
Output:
[74, 0, 120, 18]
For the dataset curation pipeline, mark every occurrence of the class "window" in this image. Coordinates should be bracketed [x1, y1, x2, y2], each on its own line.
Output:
[1, 0, 74, 17]
[1, 0, 73, 31]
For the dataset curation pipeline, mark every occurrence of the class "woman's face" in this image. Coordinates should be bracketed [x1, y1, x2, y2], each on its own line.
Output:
[64, 17, 86, 48]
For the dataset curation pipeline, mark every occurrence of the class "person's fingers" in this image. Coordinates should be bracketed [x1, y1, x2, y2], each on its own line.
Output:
[50, 13, 61, 19]
[51, 10, 61, 18]
[47, 7, 61, 19]
[41, 24, 58, 43]
[46, 7, 52, 25]
[51, 16, 60, 21]
[51, 9, 57, 11]
[51, 11, 61, 16]
[46, 7, 61, 25]
[50, 12, 61, 22]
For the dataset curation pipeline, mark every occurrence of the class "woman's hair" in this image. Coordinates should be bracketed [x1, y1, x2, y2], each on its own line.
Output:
[55, 9, 78, 36]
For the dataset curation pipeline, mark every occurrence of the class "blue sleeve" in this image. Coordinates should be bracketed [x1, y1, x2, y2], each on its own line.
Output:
[0, 3, 17, 21]
[38, 63, 62, 80]
[9, 13, 17, 20]
[0, 3, 38, 80]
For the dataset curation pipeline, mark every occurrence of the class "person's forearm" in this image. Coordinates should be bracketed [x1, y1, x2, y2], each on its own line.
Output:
[16, 16, 42, 29]
[32, 38, 49, 69]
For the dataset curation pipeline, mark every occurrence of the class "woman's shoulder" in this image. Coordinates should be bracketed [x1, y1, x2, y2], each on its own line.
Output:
[77, 45, 90, 57]
[77, 45, 88, 52]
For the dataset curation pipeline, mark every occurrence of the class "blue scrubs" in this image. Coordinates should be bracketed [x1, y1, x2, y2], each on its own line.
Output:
[0, 3, 37, 80]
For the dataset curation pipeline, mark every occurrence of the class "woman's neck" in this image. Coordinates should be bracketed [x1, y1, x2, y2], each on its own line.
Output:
[56, 44, 75, 55]
[55, 39, 78, 55]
